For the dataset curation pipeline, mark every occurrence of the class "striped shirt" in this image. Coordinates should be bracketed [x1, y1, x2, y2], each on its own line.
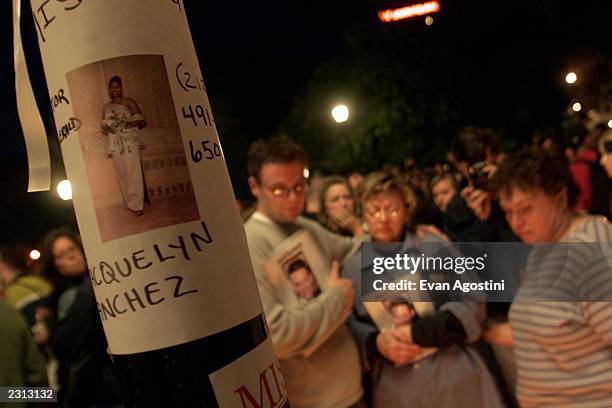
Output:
[510, 217, 612, 408]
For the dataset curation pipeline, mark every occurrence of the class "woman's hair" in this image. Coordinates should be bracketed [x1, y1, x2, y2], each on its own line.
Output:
[356, 169, 416, 216]
[491, 146, 579, 207]
[429, 172, 460, 192]
[108, 75, 122, 87]
[317, 176, 355, 228]
[0, 245, 29, 274]
[37, 229, 85, 284]
[598, 128, 612, 153]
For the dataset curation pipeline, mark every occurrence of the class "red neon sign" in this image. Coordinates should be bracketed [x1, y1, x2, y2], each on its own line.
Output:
[378, 1, 441, 23]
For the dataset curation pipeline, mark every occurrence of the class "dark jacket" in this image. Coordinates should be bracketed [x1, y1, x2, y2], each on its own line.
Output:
[51, 278, 123, 408]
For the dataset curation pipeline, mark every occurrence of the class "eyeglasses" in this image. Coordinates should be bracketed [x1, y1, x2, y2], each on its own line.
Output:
[365, 206, 405, 220]
[261, 181, 308, 197]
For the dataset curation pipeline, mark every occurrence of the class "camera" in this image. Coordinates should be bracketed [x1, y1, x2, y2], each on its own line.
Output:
[469, 161, 489, 190]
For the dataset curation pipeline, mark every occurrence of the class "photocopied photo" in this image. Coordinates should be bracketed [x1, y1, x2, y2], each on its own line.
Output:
[363, 300, 438, 364]
[263, 230, 328, 304]
[285, 257, 322, 302]
[66, 54, 200, 242]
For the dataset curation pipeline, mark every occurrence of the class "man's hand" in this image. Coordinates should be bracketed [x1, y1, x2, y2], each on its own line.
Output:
[376, 327, 422, 365]
[461, 186, 492, 221]
[327, 261, 355, 310]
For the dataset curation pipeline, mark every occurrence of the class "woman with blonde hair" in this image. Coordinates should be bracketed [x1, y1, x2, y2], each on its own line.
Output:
[343, 170, 503, 407]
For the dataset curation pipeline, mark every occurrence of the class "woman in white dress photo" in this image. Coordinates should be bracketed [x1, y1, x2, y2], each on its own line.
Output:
[101, 75, 148, 216]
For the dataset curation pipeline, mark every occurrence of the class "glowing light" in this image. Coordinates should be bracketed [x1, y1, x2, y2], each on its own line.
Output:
[565, 72, 577, 84]
[29, 250, 41, 260]
[572, 102, 582, 112]
[608, 119, 612, 128]
[378, 1, 441, 23]
[425, 16, 434, 25]
[331, 105, 349, 123]
[57, 179, 72, 200]
[303, 168, 310, 179]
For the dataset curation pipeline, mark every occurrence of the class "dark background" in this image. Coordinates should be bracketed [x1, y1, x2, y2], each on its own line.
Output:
[0, 0, 610, 246]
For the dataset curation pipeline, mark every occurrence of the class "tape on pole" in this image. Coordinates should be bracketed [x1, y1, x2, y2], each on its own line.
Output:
[13, 0, 51, 192]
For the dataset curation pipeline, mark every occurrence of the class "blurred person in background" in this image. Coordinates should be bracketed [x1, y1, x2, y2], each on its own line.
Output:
[317, 176, 365, 237]
[430, 172, 491, 242]
[492, 147, 612, 407]
[38, 230, 123, 408]
[448, 128, 519, 402]
[589, 124, 611, 218]
[598, 128, 612, 217]
[563, 123, 610, 217]
[449, 127, 501, 180]
[406, 166, 440, 227]
[0, 246, 53, 328]
[0, 292, 47, 408]
[565, 128, 597, 212]
[343, 170, 504, 408]
[450, 127, 517, 242]
[599, 128, 612, 178]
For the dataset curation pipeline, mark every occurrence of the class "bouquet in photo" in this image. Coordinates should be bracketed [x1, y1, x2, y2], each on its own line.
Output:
[101, 112, 128, 134]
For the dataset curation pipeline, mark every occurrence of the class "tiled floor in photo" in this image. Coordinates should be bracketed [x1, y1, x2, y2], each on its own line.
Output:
[97, 193, 200, 242]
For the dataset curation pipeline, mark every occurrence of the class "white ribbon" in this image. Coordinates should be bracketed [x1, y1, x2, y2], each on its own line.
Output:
[13, 0, 51, 192]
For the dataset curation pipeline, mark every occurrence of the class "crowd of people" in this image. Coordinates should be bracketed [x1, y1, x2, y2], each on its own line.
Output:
[1, 123, 611, 407]
[240, 126, 612, 408]
[0, 232, 123, 408]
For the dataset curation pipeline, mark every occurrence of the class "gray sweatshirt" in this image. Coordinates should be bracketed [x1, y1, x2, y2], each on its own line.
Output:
[244, 212, 363, 408]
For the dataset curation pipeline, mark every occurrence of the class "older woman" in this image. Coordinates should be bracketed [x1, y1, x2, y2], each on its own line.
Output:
[343, 170, 503, 407]
[317, 176, 365, 236]
[492, 147, 612, 407]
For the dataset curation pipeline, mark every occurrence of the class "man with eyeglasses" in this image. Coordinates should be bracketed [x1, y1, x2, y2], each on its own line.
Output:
[244, 136, 365, 408]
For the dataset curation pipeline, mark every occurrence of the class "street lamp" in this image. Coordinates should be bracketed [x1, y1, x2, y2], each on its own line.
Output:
[57, 179, 72, 200]
[331, 104, 349, 123]
[572, 102, 582, 112]
[565, 72, 577, 84]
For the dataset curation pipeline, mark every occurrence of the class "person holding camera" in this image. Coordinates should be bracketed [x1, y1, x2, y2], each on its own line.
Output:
[430, 172, 491, 242]
[449, 127, 518, 243]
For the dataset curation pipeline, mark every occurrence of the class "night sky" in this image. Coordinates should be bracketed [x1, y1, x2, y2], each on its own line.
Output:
[0, 0, 609, 246]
